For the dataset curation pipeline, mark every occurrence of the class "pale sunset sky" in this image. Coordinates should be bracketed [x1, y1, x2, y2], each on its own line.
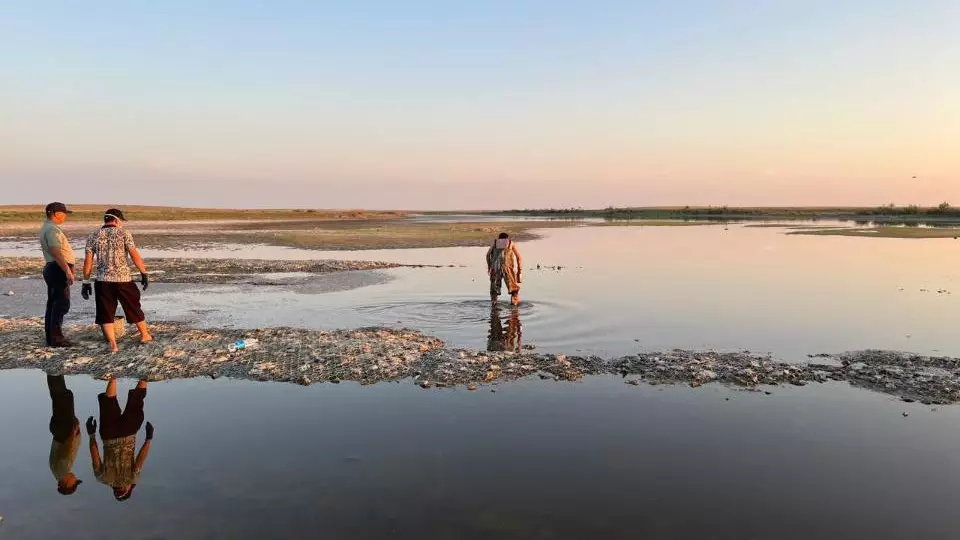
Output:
[1, 1, 957, 209]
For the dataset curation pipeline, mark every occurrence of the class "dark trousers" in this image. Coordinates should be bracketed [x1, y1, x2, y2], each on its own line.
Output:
[43, 262, 71, 345]
[47, 374, 78, 442]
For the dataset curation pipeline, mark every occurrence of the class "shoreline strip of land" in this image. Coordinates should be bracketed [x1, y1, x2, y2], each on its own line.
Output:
[0, 256, 456, 284]
[2, 317, 958, 405]
[5, 204, 960, 243]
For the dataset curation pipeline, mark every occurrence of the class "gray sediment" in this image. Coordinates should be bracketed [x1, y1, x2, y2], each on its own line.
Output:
[0, 273, 394, 321]
[2, 317, 959, 404]
[0, 256, 451, 284]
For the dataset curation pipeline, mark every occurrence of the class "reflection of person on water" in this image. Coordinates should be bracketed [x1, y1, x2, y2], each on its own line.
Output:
[47, 373, 83, 495]
[487, 304, 522, 352]
[486, 232, 523, 305]
[87, 378, 153, 501]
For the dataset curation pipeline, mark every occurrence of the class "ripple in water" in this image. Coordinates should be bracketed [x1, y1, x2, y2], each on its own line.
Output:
[353, 294, 617, 353]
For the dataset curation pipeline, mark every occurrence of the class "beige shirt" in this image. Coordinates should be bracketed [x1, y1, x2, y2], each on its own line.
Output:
[96, 435, 141, 487]
[49, 425, 82, 481]
[39, 220, 76, 265]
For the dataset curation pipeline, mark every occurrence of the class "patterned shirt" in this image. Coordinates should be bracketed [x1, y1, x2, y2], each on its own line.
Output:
[95, 435, 141, 488]
[85, 226, 136, 282]
[39, 220, 76, 265]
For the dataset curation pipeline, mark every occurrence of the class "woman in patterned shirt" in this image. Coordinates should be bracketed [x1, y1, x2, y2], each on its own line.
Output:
[81, 208, 153, 352]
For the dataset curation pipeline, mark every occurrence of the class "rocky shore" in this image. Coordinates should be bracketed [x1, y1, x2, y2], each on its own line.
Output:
[0, 256, 450, 284]
[2, 317, 959, 404]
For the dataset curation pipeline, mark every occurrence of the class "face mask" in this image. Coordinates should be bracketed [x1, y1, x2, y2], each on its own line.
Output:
[104, 214, 124, 227]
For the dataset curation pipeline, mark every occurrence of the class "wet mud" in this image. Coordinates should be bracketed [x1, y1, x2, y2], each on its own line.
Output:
[0, 256, 450, 284]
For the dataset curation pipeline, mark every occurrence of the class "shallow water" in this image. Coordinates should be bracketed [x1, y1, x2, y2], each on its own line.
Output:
[91, 224, 960, 361]
[5, 223, 960, 538]
[408, 213, 600, 223]
[4, 223, 960, 360]
[2, 370, 960, 539]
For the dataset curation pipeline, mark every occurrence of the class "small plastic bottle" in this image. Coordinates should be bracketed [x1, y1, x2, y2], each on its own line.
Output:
[228, 338, 260, 352]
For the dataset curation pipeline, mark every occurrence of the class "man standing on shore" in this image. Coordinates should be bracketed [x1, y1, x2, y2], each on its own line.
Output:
[486, 232, 523, 306]
[39, 202, 76, 347]
[81, 208, 153, 352]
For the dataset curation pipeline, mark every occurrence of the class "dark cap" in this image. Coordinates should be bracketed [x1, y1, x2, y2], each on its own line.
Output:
[45, 202, 73, 215]
[104, 208, 127, 222]
[57, 479, 82, 496]
[114, 484, 136, 501]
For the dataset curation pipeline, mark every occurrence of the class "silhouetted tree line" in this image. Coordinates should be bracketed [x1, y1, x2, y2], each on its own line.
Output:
[855, 202, 958, 217]
[500, 203, 959, 219]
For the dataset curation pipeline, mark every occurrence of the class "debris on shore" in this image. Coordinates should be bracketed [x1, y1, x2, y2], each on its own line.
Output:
[0, 257, 452, 284]
[3, 317, 960, 403]
[0, 318, 445, 383]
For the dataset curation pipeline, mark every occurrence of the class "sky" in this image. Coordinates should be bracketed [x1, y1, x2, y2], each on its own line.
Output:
[1, 1, 958, 209]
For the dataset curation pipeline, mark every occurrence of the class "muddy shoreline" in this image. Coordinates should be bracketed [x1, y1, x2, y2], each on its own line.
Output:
[2, 317, 959, 404]
[0, 256, 452, 284]
[0, 217, 564, 250]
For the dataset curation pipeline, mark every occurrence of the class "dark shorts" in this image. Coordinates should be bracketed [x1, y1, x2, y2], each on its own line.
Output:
[94, 281, 145, 325]
[98, 388, 146, 440]
[49, 389, 78, 443]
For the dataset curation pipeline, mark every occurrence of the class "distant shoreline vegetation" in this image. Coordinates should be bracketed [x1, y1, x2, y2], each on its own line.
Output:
[0, 206, 405, 222]
[480, 203, 960, 224]
[3, 203, 959, 225]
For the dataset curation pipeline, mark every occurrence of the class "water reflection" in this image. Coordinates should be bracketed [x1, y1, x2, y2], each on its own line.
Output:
[487, 305, 522, 352]
[47, 373, 82, 495]
[88, 379, 153, 501]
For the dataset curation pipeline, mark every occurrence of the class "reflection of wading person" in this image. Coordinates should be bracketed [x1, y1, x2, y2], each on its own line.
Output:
[487, 305, 522, 352]
[486, 232, 523, 306]
[87, 379, 153, 502]
[81, 209, 153, 352]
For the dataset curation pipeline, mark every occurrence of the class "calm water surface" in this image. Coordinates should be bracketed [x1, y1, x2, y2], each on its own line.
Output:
[3, 224, 959, 359]
[102, 224, 960, 361]
[2, 370, 960, 539]
[4, 224, 960, 538]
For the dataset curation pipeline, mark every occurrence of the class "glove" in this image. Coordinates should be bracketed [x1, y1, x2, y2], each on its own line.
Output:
[145, 421, 154, 440]
[86, 416, 97, 436]
[81, 282, 92, 300]
[140, 272, 149, 291]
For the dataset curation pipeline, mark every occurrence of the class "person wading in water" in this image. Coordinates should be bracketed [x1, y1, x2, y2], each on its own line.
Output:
[486, 232, 523, 306]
